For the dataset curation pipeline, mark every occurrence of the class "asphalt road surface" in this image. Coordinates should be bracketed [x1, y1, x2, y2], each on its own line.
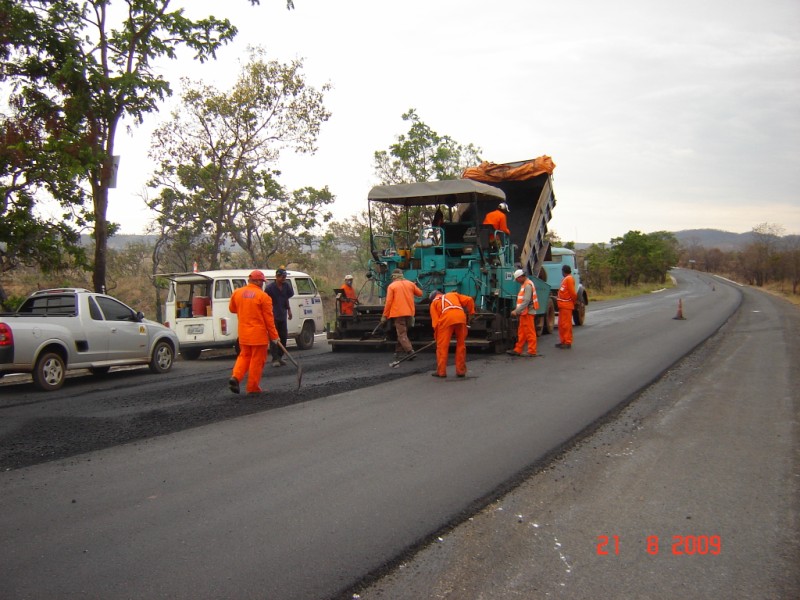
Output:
[1, 269, 796, 599]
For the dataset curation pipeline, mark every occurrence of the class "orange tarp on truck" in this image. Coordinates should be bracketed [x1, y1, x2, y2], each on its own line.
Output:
[462, 155, 556, 182]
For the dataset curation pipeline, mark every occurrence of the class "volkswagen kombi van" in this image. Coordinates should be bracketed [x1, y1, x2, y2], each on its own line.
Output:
[162, 269, 324, 359]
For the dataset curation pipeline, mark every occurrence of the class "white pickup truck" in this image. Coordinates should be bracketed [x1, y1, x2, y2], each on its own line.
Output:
[0, 288, 179, 391]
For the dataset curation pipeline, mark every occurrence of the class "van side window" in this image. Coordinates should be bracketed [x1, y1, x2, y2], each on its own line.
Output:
[294, 277, 317, 295]
[215, 279, 233, 299]
[232, 278, 247, 290]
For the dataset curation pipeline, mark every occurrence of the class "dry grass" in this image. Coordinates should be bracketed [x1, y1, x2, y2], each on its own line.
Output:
[761, 281, 800, 308]
[589, 279, 676, 302]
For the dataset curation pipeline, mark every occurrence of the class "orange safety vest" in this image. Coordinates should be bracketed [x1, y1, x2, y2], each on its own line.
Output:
[516, 278, 540, 314]
[557, 274, 577, 310]
[383, 278, 423, 318]
[430, 292, 475, 329]
[229, 283, 279, 345]
[340, 283, 357, 315]
[482, 210, 510, 238]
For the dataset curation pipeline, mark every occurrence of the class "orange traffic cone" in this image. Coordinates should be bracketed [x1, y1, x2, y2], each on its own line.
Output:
[673, 298, 686, 320]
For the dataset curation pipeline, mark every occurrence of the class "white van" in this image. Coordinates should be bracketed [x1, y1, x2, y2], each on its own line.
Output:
[162, 269, 324, 360]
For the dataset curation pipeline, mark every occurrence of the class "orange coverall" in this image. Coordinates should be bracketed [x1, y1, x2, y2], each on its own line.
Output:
[557, 274, 578, 345]
[382, 278, 423, 353]
[429, 292, 475, 377]
[512, 277, 540, 355]
[482, 209, 510, 241]
[229, 283, 279, 393]
[340, 282, 358, 316]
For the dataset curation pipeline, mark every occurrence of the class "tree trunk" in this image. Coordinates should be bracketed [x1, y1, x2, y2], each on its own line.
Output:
[92, 177, 109, 293]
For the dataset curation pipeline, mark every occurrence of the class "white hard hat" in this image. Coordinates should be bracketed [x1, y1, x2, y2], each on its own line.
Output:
[513, 269, 525, 278]
[345, 274, 353, 280]
[499, 202, 509, 213]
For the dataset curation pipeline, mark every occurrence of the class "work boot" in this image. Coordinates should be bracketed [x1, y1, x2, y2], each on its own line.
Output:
[506, 350, 521, 356]
[555, 343, 572, 349]
[228, 377, 240, 394]
[279, 358, 287, 366]
[272, 359, 281, 367]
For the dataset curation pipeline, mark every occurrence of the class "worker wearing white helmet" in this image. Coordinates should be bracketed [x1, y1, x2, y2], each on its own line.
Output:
[339, 274, 358, 316]
[507, 268, 540, 358]
[482, 201, 511, 246]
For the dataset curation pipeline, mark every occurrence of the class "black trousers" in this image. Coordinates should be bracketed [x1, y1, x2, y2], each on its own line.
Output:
[272, 320, 289, 359]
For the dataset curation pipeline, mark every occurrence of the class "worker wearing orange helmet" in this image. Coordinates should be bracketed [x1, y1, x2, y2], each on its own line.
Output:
[556, 264, 578, 349]
[429, 289, 475, 378]
[339, 274, 358, 316]
[482, 202, 511, 244]
[228, 270, 279, 394]
[507, 268, 540, 357]
[381, 269, 423, 359]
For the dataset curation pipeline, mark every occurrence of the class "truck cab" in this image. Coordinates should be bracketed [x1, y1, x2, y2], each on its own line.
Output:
[542, 247, 588, 326]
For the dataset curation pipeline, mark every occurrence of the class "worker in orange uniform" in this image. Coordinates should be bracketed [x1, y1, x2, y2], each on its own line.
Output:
[380, 268, 423, 359]
[556, 264, 578, 349]
[339, 274, 358, 316]
[228, 270, 279, 394]
[507, 268, 540, 357]
[429, 289, 475, 378]
[482, 202, 511, 245]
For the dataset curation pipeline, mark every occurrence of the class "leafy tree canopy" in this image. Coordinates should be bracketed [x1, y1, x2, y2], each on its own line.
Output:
[1, 0, 292, 294]
[147, 48, 333, 271]
[371, 108, 482, 235]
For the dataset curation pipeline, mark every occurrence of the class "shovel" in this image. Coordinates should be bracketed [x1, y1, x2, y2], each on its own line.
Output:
[360, 320, 386, 341]
[276, 341, 303, 389]
[389, 340, 437, 368]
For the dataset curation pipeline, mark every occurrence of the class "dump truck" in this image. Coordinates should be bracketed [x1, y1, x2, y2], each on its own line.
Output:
[327, 156, 559, 352]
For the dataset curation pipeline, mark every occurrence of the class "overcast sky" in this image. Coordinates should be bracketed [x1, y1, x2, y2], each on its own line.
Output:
[107, 0, 800, 243]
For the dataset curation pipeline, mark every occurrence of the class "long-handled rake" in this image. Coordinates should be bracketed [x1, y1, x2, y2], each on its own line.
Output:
[389, 340, 437, 368]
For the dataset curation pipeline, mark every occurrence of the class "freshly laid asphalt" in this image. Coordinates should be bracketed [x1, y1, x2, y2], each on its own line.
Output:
[1, 270, 796, 600]
[357, 282, 800, 599]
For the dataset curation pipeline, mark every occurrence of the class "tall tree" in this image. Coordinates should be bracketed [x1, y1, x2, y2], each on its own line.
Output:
[1, 0, 292, 293]
[146, 49, 333, 268]
[371, 108, 482, 236]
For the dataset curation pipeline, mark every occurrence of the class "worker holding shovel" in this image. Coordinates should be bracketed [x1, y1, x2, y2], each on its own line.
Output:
[228, 270, 280, 395]
[380, 269, 423, 360]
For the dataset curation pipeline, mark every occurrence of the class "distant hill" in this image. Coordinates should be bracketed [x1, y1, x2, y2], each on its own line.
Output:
[672, 229, 754, 251]
[80, 234, 158, 250]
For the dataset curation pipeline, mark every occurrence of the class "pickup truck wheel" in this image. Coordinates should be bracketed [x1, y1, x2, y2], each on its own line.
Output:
[181, 348, 202, 361]
[150, 340, 175, 374]
[33, 352, 66, 391]
[294, 321, 315, 350]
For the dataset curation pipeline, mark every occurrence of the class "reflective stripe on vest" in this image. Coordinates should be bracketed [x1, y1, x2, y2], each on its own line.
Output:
[439, 293, 462, 313]
[516, 279, 540, 311]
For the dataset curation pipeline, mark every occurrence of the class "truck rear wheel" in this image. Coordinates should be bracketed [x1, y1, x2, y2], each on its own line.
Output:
[33, 351, 66, 392]
[543, 298, 556, 334]
[574, 298, 586, 326]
